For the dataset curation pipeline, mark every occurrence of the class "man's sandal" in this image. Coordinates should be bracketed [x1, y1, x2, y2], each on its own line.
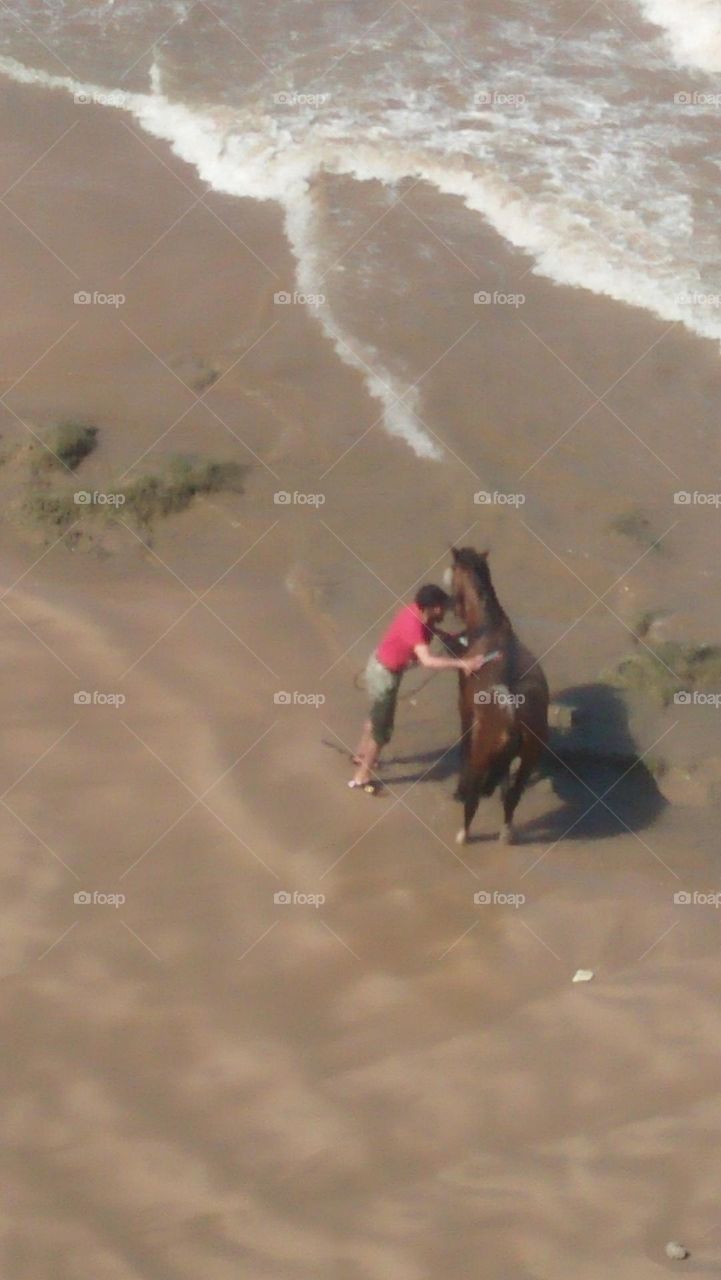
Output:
[347, 779, 381, 795]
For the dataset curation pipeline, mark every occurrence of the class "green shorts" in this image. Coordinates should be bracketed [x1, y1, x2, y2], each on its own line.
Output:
[366, 653, 403, 747]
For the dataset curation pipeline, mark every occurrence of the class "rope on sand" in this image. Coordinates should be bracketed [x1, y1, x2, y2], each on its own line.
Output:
[353, 634, 468, 706]
[353, 667, 440, 701]
[353, 636, 467, 701]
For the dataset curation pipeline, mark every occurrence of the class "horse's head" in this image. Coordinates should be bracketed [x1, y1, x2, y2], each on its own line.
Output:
[445, 546, 496, 630]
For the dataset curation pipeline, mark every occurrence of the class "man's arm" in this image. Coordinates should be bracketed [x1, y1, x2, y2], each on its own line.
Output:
[414, 643, 485, 675]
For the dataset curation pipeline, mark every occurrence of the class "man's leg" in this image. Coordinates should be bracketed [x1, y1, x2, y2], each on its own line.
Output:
[352, 736, 382, 786]
[353, 718, 374, 764]
[353, 656, 378, 765]
[351, 669, 399, 786]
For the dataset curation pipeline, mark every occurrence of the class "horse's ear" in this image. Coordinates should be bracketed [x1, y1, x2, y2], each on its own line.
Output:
[450, 546, 459, 562]
[479, 549, 490, 559]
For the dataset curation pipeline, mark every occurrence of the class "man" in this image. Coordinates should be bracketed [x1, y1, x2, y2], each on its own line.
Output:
[349, 584, 488, 792]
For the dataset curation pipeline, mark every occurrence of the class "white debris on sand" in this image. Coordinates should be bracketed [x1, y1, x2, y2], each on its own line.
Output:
[665, 1242, 690, 1261]
[572, 969, 595, 983]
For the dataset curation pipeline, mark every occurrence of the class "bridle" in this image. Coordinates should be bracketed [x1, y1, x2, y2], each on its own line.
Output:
[451, 570, 504, 660]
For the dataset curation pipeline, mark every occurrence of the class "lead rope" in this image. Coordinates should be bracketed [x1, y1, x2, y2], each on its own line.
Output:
[353, 667, 440, 701]
[353, 634, 472, 702]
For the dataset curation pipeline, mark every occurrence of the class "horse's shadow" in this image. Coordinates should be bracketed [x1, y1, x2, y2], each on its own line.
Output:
[526, 682, 667, 843]
[384, 683, 667, 843]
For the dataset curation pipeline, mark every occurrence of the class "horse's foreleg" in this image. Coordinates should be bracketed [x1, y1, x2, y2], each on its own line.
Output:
[456, 779, 482, 844]
[454, 692, 473, 802]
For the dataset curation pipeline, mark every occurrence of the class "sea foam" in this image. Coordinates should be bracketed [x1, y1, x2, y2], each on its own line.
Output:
[633, 0, 721, 73]
[1, 50, 721, 462]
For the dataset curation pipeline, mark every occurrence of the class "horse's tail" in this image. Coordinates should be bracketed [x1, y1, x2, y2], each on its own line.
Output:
[458, 733, 518, 802]
[479, 737, 519, 797]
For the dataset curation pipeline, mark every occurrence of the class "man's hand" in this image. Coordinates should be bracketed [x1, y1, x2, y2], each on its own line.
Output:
[414, 644, 501, 674]
[460, 654, 487, 676]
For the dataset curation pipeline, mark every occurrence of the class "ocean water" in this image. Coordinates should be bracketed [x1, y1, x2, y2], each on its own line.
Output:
[0, 0, 720, 455]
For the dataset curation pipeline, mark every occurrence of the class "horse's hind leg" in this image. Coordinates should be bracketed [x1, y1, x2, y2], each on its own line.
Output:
[499, 741, 538, 844]
[498, 770, 515, 844]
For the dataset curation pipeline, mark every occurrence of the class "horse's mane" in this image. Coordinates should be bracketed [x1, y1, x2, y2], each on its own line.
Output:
[454, 547, 501, 608]
[455, 547, 515, 658]
[453, 546, 488, 573]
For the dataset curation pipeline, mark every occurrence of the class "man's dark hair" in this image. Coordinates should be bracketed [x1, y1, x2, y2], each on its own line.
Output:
[415, 584, 450, 611]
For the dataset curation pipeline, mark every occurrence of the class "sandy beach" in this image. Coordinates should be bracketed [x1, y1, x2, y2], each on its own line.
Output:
[2, 70, 721, 1280]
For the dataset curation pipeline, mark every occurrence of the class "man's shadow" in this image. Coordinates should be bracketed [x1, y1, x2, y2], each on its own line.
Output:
[383, 683, 666, 842]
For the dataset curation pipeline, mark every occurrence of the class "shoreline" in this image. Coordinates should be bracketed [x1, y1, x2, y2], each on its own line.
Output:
[4, 49, 721, 359]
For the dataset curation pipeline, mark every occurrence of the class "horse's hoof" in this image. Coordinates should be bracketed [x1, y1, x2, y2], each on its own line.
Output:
[455, 828, 467, 845]
[498, 824, 515, 845]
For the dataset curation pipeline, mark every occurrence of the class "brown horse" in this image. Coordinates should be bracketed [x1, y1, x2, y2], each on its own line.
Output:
[448, 547, 549, 845]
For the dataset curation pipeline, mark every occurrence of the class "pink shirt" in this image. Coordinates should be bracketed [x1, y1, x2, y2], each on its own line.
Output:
[376, 604, 432, 672]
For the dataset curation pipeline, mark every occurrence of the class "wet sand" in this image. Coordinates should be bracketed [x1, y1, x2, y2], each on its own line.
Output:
[2, 79, 721, 1279]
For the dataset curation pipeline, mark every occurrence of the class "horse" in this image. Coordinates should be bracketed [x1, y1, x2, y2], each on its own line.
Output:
[446, 547, 549, 845]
